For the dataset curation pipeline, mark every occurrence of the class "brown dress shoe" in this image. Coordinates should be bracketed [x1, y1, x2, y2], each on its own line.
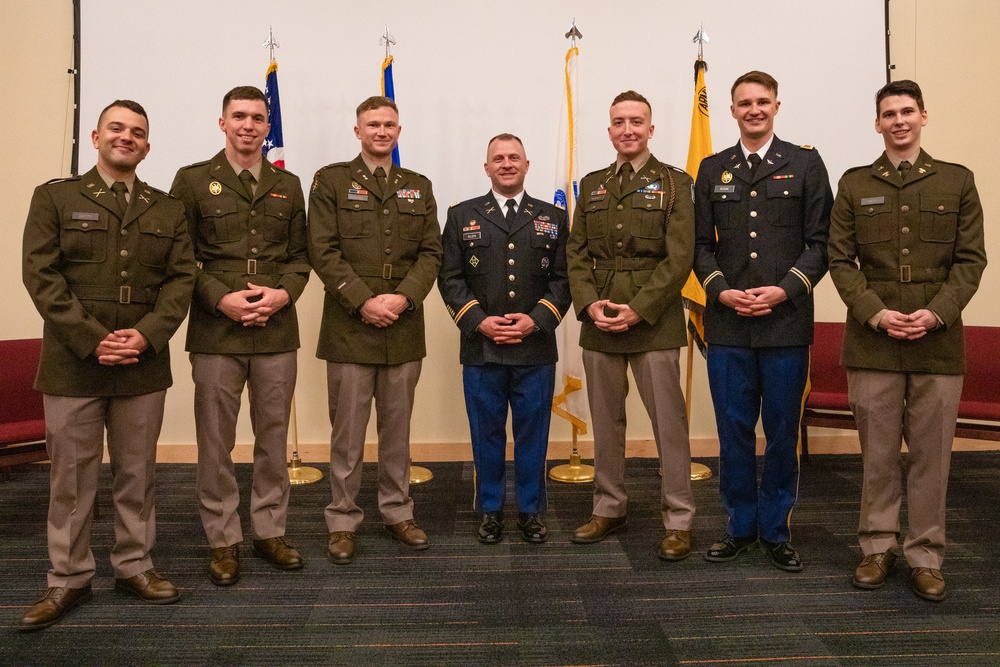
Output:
[19, 585, 92, 631]
[209, 544, 241, 586]
[385, 520, 430, 550]
[328, 531, 356, 564]
[852, 551, 897, 589]
[658, 529, 692, 561]
[115, 569, 180, 604]
[571, 515, 627, 544]
[910, 567, 947, 601]
[253, 536, 304, 571]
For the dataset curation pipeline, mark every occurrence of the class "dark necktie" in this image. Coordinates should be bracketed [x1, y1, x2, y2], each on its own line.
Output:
[374, 166, 388, 194]
[619, 161, 633, 188]
[898, 160, 911, 180]
[111, 181, 128, 217]
[238, 169, 256, 200]
[505, 198, 517, 227]
[748, 152, 762, 175]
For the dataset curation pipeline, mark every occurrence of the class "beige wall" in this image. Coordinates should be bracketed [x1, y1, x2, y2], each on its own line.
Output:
[3, 0, 996, 454]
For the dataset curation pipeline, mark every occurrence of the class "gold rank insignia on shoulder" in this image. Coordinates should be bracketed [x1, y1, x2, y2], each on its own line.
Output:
[800, 145, 814, 150]
[209, 181, 222, 195]
[721, 170, 733, 184]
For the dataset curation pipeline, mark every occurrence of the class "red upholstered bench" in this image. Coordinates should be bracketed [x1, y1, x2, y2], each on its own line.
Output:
[0, 338, 49, 468]
[801, 323, 1000, 459]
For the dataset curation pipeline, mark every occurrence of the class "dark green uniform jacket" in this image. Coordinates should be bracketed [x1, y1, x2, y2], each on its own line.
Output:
[829, 149, 987, 374]
[566, 155, 695, 353]
[308, 155, 442, 365]
[170, 150, 310, 354]
[22, 166, 196, 396]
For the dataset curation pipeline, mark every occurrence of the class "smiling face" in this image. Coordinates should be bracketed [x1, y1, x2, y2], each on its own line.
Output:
[608, 100, 654, 161]
[355, 105, 401, 162]
[876, 94, 927, 156]
[220, 98, 269, 160]
[91, 105, 151, 179]
[731, 82, 780, 145]
[484, 138, 529, 197]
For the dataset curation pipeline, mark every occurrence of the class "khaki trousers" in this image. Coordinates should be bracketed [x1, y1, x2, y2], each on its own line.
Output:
[324, 360, 421, 532]
[192, 352, 296, 548]
[43, 391, 165, 587]
[848, 368, 963, 569]
[583, 348, 695, 530]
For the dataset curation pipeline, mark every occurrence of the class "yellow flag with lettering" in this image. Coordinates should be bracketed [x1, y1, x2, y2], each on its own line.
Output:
[681, 58, 712, 357]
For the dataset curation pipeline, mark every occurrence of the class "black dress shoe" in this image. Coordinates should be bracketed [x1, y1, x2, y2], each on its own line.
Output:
[19, 585, 92, 631]
[761, 539, 804, 572]
[704, 535, 757, 562]
[517, 513, 547, 543]
[478, 513, 503, 544]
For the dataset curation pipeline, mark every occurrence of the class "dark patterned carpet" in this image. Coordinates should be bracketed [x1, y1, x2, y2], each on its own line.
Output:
[2, 453, 999, 666]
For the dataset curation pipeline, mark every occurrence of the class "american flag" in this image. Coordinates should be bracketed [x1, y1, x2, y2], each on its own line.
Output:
[263, 60, 285, 168]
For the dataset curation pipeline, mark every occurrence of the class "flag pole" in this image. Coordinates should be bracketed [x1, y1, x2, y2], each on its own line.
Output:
[686, 25, 713, 481]
[548, 19, 593, 485]
[377, 26, 431, 484]
[260, 29, 323, 486]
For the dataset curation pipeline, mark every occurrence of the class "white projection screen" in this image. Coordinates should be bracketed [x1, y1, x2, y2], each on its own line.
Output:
[77, 0, 888, 446]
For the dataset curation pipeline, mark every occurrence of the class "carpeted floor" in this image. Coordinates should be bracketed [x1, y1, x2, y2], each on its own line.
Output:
[2, 453, 999, 666]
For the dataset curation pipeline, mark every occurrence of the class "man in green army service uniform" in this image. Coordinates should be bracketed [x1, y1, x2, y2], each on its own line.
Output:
[829, 80, 987, 601]
[171, 86, 311, 586]
[20, 100, 195, 630]
[308, 96, 443, 564]
[566, 90, 696, 561]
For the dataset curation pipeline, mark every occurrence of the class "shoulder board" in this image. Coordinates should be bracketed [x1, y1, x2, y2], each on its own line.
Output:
[267, 163, 294, 176]
[930, 158, 970, 171]
[844, 165, 868, 175]
[669, 166, 687, 174]
[800, 145, 815, 151]
[449, 201, 462, 208]
[584, 167, 606, 179]
[317, 161, 352, 172]
[147, 185, 174, 198]
[178, 159, 212, 171]
[44, 176, 81, 185]
[396, 166, 429, 180]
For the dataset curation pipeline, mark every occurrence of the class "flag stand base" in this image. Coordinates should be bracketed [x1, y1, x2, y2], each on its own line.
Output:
[690, 462, 712, 481]
[410, 464, 433, 485]
[549, 450, 595, 484]
[288, 453, 324, 486]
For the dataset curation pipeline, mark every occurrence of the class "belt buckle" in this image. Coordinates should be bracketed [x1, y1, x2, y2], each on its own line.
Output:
[118, 285, 131, 304]
[615, 256, 623, 271]
[382, 263, 393, 280]
[900, 265, 911, 283]
[247, 259, 257, 275]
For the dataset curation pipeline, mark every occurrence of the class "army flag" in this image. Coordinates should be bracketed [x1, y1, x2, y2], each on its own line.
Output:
[263, 60, 285, 168]
[380, 56, 402, 167]
[551, 44, 588, 436]
[681, 58, 712, 357]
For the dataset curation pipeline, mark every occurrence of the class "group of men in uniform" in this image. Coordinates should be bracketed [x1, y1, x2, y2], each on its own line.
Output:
[18, 71, 985, 631]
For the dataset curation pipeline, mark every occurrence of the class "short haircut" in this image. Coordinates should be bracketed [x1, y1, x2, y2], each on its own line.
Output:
[356, 96, 398, 118]
[222, 86, 268, 117]
[875, 79, 924, 115]
[97, 99, 148, 130]
[611, 90, 651, 115]
[730, 71, 779, 99]
[486, 133, 525, 153]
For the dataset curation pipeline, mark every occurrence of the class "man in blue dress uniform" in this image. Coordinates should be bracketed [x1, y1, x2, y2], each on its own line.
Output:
[694, 71, 833, 571]
[438, 134, 570, 543]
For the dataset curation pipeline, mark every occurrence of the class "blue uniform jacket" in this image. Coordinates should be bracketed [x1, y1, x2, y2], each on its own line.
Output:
[438, 191, 570, 366]
[694, 137, 833, 347]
